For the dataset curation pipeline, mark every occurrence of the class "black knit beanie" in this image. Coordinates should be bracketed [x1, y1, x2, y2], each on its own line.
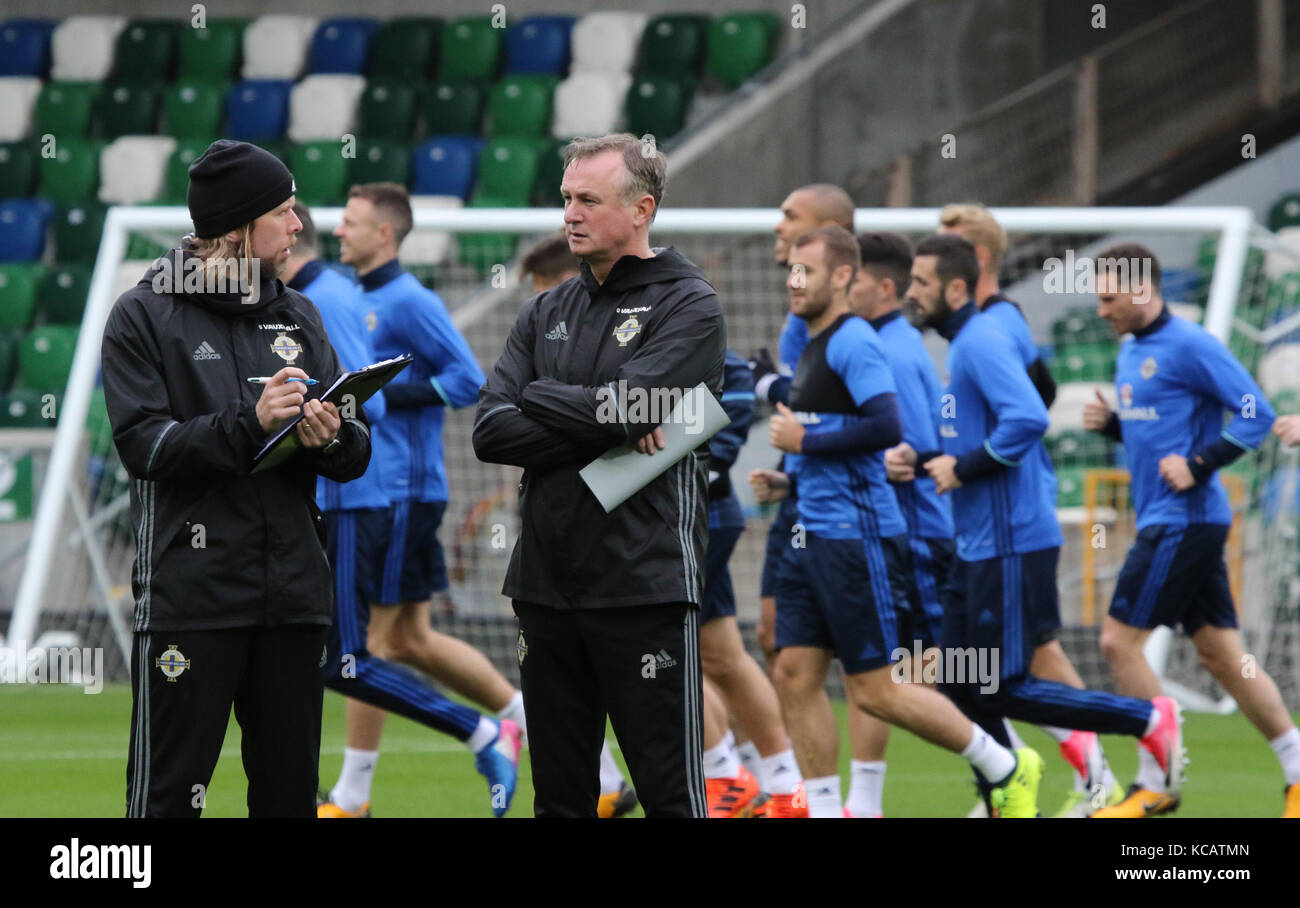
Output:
[187, 140, 296, 239]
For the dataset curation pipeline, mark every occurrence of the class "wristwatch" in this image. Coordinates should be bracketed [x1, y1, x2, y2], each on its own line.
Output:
[321, 435, 343, 455]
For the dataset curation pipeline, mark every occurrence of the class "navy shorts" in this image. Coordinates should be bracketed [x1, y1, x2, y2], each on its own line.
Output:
[774, 532, 914, 675]
[1109, 523, 1236, 635]
[942, 546, 1059, 679]
[378, 500, 449, 604]
[896, 536, 955, 652]
[701, 525, 743, 623]
[760, 496, 800, 598]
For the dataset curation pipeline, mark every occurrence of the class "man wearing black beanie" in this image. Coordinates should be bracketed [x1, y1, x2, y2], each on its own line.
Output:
[101, 139, 373, 817]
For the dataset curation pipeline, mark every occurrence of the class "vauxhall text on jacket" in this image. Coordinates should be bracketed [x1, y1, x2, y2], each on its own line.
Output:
[100, 249, 372, 632]
[473, 247, 726, 609]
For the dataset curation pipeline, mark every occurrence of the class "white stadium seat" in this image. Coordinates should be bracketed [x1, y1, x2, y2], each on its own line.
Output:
[99, 136, 177, 205]
[0, 77, 43, 141]
[287, 75, 366, 143]
[1263, 227, 1300, 281]
[50, 16, 126, 82]
[403, 195, 463, 266]
[1258, 343, 1300, 396]
[552, 72, 631, 138]
[242, 16, 319, 80]
[570, 12, 647, 73]
[113, 261, 156, 301]
[1049, 382, 1116, 434]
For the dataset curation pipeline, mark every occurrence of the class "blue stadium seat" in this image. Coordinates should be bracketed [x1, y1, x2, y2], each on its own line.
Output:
[505, 16, 575, 75]
[0, 20, 57, 77]
[308, 17, 379, 74]
[0, 199, 52, 262]
[411, 136, 483, 200]
[225, 80, 293, 142]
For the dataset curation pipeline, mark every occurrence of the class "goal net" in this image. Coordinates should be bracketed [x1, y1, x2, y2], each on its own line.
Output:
[5, 206, 1297, 710]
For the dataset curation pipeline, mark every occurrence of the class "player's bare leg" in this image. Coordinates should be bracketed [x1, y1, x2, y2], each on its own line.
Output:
[757, 596, 778, 676]
[846, 698, 889, 817]
[772, 645, 839, 816]
[385, 600, 516, 710]
[700, 616, 786, 755]
[1098, 616, 1162, 698]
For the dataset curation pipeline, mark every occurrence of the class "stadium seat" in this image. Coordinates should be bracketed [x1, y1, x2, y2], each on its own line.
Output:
[242, 15, 318, 80]
[113, 19, 180, 82]
[100, 136, 176, 205]
[349, 139, 410, 187]
[33, 81, 99, 138]
[51, 16, 127, 82]
[552, 72, 631, 138]
[52, 202, 105, 264]
[225, 80, 293, 142]
[0, 199, 50, 262]
[404, 194, 461, 265]
[112, 260, 154, 300]
[0, 141, 38, 197]
[178, 18, 246, 80]
[458, 193, 524, 272]
[412, 136, 483, 200]
[0, 331, 18, 391]
[1050, 307, 1112, 349]
[475, 138, 541, 204]
[0, 391, 49, 430]
[369, 17, 442, 80]
[0, 264, 42, 330]
[422, 80, 487, 137]
[358, 80, 420, 140]
[163, 80, 228, 139]
[0, 20, 56, 77]
[1258, 343, 1300, 396]
[505, 16, 575, 75]
[1055, 466, 1085, 508]
[288, 75, 367, 143]
[38, 137, 105, 204]
[1268, 192, 1300, 232]
[1050, 343, 1116, 384]
[639, 15, 710, 78]
[94, 81, 162, 139]
[17, 325, 79, 394]
[706, 12, 782, 88]
[624, 75, 692, 141]
[289, 141, 349, 205]
[488, 75, 558, 138]
[159, 138, 215, 204]
[308, 18, 378, 74]
[440, 17, 503, 80]
[532, 138, 569, 206]
[0, 77, 43, 141]
[1046, 429, 1115, 468]
[570, 12, 646, 73]
[36, 265, 91, 324]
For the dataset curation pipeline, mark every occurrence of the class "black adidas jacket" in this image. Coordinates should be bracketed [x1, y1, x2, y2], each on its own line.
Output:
[100, 249, 371, 632]
[473, 247, 726, 609]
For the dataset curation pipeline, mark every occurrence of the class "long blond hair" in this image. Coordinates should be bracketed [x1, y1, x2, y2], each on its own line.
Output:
[183, 224, 258, 295]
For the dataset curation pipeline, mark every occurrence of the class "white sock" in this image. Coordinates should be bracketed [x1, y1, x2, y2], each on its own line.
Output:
[846, 760, 886, 817]
[1270, 727, 1300, 785]
[962, 725, 1017, 784]
[805, 774, 842, 818]
[498, 690, 527, 739]
[1135, 744, 1165, 792]
[703, 734, 742, 779]
[1003, 719, 1027, 750]
[1042, 725, 1071, 743]
[598, 741, 624, 795]
[330, 747, 378, 812]
[466, 716, 498, 754]
[760, 748, 802, 794]
[737, 741, 762, 781]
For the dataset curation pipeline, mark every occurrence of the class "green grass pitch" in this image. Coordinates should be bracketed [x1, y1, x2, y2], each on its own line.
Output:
[1, 684, 1293, 817]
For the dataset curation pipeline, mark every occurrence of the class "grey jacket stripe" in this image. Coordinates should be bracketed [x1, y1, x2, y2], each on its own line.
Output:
[141, 632, 150, 817]
[130, 634, 148, 817]
[676, 461, 691, 602]
[683, 609, 706, 817]
[145, 421, 178, 477]
[473, 404, 518, 432]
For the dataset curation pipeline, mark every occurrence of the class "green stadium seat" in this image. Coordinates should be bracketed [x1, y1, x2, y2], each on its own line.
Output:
[1051, 307, 1112, 348]
[440, 16, 503, 80]
[0, 331, 19, 392]
[1267, 192, 1300, 232]
[17, 325, 79, 394]
[125, 233, 170, 261]
[290, 141, 349, 205]
[458, 193, 524, 272]
[531, 138, 569, 207]
[358, 80, 420, 140]
[349, 139, 410, 187]
[33, 81, 99, 138]
[475, 138, 540, 204]
[1056, 466, 1085, 508]
[38, 138, 105, 205]
[1050, 343, 1116, 384]
[163, 80, 227, 139]
[0, 453, 34, 521]
[0, 141, 38, 198]
[624, 76, 692, 141]
[0, 264, 43, 331]
[487, 75, 557, 138]
[369, 17, 442, 80]
[159, 138, 216, 204]
[95, 81, 162, 139]
[113, 19, 180, 82]
[1046, 430, 1115, 468]
[36, 265, 91, 325]
[706, 12, 781, 88]
[0, 389, 52, 429]
[423, 80, 487, 136]
[178, 18, 247, 81]
[53, 202, 108, 265]
[639, 15, 710, 78]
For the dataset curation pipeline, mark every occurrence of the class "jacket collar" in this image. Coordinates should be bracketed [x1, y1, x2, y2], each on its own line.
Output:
[1132, 303, 1171, 338]
[869, 308, 904, 332]
[360, 257, 403, 292]
[937, 300, 978, 342]
[287, 259, 327, 293]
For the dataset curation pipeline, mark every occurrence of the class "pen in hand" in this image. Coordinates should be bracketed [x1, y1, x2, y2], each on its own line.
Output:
[247, 376, 318, 385]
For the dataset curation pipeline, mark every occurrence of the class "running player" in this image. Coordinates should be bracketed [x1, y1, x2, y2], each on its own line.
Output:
[1081, 243, 1299, 819]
